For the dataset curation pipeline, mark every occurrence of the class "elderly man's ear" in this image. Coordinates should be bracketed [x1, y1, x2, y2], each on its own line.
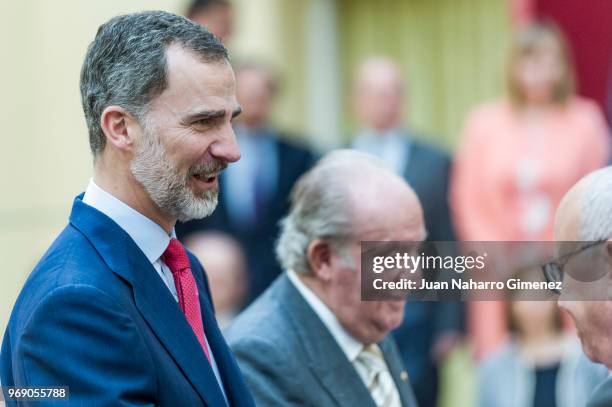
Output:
[602, 241, 612, 294]
[605, 240, 612, 268]
[307, 239, 334, 281]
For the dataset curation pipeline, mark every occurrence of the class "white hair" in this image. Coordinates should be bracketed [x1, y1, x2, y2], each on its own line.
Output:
[275, 149, 393, 274]
[579, 166, 612, 240]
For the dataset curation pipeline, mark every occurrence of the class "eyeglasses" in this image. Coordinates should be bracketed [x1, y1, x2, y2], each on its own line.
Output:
[542, 239, 607, 294]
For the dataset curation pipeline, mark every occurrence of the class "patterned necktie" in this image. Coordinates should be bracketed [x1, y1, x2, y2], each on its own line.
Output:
[162, 238, 211, 363]
[354, 344, 402, 407]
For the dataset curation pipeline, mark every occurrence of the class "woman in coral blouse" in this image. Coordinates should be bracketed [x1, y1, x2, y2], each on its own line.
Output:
[451, 21, 610, 360]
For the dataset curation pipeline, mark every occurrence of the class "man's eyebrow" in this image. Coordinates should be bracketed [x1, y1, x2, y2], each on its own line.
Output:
[183, 107, 242, 124]
[183, 110, 226, 124]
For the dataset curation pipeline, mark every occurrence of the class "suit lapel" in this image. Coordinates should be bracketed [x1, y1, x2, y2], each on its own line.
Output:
[277, 275, 376, 407]
[380, 338, 418, 407]
[403, 136, 420, 188]
[190, 256, 254, 407]
[403, 139, 434, 203]
[70, 197, 227, 406]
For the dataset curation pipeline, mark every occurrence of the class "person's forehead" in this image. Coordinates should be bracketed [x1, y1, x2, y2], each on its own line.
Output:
[360, 72, 400, 92]
[357, 63, 401, 89]
[236, 67, 267, 81]
[353, 206, 425, 241]
[553, 190, 584, 259]
[555, 182, 580, 229]
[162, 45, 234, 98]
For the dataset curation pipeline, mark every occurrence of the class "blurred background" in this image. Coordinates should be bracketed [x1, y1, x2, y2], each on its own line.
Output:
[1, 0, 611, 406]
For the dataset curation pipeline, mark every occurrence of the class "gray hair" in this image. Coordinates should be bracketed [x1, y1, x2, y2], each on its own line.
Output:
[275, 150, 389, 274]
[80, 10, 228, 156]
[579, 166, 612, 241]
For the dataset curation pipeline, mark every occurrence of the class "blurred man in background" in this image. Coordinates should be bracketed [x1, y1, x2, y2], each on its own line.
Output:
[177, 61, 315, 304]
[552, 166, 612, 407]
[226, 150, 423, 406]
[186, 232, 248, 330]
[351, 56, 461, 407]
[186, 0, 233, 43]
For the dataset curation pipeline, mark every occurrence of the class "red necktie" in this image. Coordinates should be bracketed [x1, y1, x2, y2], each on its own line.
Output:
[162, 238, 211, 363]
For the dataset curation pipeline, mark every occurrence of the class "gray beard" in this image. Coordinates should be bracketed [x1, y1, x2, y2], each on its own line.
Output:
[130, 133, 220, 222]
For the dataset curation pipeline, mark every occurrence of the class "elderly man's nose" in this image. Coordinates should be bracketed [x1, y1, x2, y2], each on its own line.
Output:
[557, 297, 570, 312]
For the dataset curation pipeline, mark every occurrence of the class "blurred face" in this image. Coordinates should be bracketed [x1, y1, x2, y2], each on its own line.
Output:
[131, 45, 241, 222]
[190, 4, 233, 43]
[190, 238, 247, 314]
[513, 43, 564, 104]
[557, 247, 612, 367]
[354, 63, 403, 131]
[324, 182, 426, 344]
[207, 262, 246, 314]
[235, 68, 274, 128]
[510, 300, 559, 339]
[555, 195, 612, 368]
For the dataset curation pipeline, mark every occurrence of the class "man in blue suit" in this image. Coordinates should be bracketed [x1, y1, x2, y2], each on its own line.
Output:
[1, 11, 254, 406]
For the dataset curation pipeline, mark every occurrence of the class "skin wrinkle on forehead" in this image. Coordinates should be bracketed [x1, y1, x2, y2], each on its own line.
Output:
[358, 225, 427, 243]
[153, 50, 236, 120]
[159, 101, 241, 128]
[155, 92, 234, 122]
[170, 57, 235, 99]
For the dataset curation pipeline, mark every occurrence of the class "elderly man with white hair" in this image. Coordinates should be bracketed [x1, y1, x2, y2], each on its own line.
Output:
[548, 166, 612, 407]
[350, 56, 460, 407]
[225, 150, 424, 407]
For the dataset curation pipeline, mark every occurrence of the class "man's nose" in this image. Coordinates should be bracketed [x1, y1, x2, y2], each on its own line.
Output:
[557, 297, 569, 312]
[209, 126, 241, 163]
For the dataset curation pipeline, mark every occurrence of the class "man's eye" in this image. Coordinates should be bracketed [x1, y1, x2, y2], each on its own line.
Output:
[194, 119, 211, 126]
[194, 119, 222, 129]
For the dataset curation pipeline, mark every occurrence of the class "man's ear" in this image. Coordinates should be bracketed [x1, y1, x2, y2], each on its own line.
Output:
[605, 240, 612, 268]
[100, 105, 141, 151]
[307, 239, 333, 282]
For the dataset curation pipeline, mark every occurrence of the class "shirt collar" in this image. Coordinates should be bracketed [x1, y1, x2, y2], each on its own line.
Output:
[353, 126, 405, 144]
[287, 270, 363, 362]
[82, 179, 175, 264]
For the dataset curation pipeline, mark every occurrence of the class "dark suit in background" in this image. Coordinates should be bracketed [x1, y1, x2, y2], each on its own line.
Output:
[353, 130, 463, 407]
[225, 274, 419, 407]
[1, 196, 255, 406]
[177, 127, 316, 304]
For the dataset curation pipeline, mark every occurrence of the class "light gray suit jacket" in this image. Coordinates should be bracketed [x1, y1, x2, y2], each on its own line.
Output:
[588, 376, 612, 407]
[225, 274, 419, 407]
[478, 341, 608, 407]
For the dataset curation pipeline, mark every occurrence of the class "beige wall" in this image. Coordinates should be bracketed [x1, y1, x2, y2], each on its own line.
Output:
[232, 0, 309, 139]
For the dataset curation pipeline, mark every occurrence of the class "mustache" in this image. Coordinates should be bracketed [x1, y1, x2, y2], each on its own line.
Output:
[188, 160, 228, 177]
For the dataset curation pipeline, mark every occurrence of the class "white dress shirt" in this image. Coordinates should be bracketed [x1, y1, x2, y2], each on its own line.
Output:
[352, 128, 409, 176]
[82, 179, 227, 403]
[287, 269, 401, 404]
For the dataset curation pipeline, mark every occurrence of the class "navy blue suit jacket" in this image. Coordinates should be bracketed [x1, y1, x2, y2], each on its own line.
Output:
[1, 196, 255, 406]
